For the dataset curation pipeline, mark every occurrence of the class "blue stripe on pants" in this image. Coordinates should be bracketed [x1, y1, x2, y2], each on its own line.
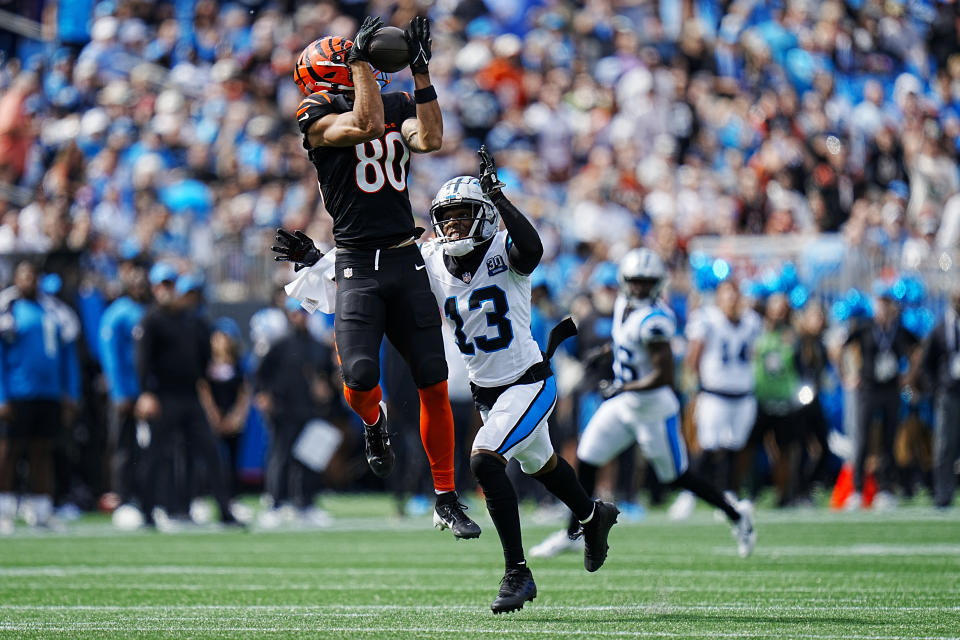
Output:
[497, 376, 557, 455]
[665, 413, 683, 476]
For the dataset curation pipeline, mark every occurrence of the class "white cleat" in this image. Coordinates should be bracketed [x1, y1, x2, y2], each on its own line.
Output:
[299, 506, 333, 528]
[668, 491, 696, 521]
[152, 508, 190, 534]
[843, 492, 862, 512]
[872, 491, 898, 512]
[529, 529, 584, 558]
[256, 508, 284, 530]
[112, 504, 145, 530]
[733, 500, 756, 558]
[189, 498, 215, 525]
[229, 501, 254, 525]
[0, 518, 13, 536]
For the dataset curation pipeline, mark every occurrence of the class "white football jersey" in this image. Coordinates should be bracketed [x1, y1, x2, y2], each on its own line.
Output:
[422, 230, 542, 387]
[686, 305, 762, 395]
[611, 294, 677, 385]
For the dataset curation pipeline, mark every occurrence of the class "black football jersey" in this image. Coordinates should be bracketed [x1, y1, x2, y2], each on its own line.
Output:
[297, 91, 418, 250]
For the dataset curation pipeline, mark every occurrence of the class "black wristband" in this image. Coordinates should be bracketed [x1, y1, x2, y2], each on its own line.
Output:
[414, 86, 437, 104]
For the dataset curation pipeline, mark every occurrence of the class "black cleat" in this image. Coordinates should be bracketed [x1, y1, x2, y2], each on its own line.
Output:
[363, 402, 395, 478]
[491, 565, 537, 614]
[580, 500, 619, 572]
[433, 491, 481, 539]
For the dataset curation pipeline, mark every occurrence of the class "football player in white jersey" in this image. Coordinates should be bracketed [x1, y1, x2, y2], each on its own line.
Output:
[669, 280, 763, 519]
[531, 249, 755, 559]
[419, 148, 618, 614]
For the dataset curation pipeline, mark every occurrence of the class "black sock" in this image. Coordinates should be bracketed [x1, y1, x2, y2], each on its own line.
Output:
[531, 455, 594, 521]
[674, 471, 740, 522]
[705, 450, 725, 493]
[566, 461, 598, 537]
[470, 454, 525, 568]
[723, 449, 738, 493]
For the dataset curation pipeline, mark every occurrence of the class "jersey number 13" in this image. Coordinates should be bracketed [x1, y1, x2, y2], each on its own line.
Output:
[444, 286, 514, 356]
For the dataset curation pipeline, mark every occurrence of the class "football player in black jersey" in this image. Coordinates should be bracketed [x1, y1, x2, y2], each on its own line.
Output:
[274, 16, 480, 539]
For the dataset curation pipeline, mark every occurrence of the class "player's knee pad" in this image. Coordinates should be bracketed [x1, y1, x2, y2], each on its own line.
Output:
[341, 355, 380, 391]
[516, 443, 554, 476]
[414, 354, 448, 389]
[470, 453, 506, 488]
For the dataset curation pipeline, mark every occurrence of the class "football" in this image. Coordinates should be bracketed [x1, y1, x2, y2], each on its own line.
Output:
[367, 26, 409, 73]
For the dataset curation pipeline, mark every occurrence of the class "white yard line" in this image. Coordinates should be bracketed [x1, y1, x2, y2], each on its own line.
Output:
[2, 603, 958, 613]
[1, 584, 957, 598]
[0, 624, 954, 640]
[2, 564, 956, 579]
[733, 544, 960, 557]
[0, 506, 956, 540]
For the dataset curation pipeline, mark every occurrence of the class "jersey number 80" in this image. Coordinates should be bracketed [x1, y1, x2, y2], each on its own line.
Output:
[355, 131, 410, 193]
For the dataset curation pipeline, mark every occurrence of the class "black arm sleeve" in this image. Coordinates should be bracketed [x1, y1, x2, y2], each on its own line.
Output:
[490, 191, 542, 276]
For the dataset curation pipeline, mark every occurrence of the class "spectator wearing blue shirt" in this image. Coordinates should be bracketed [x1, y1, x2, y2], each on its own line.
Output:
[98, 264, 149, 513]
[0, 262, 81, 533]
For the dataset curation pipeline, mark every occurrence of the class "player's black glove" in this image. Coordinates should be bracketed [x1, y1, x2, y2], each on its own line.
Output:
[347, 16, 383, 64]
[478, 145, 505, 198]
[272, 228, 322, 272]
[404, 16, 432, 74]
[598, 379, 624, 400]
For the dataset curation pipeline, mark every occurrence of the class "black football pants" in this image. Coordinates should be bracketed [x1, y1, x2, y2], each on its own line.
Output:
[107, 402, 141, 505]
[334, 244, 447, 391]
[140, 392, 233, 521]
[854, 387, 900, 493]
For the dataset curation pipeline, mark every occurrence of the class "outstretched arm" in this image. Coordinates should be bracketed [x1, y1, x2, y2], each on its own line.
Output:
[272, 228, 322, 271]
[478, 146, 542, 274]
[400, 17, 442, 152]
[304, 17, 386, 148]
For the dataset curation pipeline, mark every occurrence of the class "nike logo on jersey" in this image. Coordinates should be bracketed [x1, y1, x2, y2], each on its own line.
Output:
[299, 113, 310, 121]
[415, 264, 426, 270]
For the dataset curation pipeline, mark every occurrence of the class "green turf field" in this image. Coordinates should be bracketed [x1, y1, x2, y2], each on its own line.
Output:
[1, 495, 958, 639]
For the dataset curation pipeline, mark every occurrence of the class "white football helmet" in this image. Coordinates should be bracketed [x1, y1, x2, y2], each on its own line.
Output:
[618, 248, 667, 302]
[430, 176, 499, 256]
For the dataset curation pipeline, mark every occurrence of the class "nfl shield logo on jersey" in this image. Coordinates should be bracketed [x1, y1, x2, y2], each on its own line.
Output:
[344, 268, 353, 279]
[463, 272, 472, 283]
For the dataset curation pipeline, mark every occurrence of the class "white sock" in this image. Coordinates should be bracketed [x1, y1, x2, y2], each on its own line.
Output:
[0, 493, 16, 520]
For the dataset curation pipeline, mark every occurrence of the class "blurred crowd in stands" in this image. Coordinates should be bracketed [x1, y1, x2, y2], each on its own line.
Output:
[0, 0, 958, 531]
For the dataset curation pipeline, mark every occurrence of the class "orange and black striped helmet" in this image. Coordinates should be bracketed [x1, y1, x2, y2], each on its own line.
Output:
[294, 36, 391, 96]
[294, 37, 353, 95]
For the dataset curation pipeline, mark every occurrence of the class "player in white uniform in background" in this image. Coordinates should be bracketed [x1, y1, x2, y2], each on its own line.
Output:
[531, 249, 755, 559]
[422, 148, 619, 614]
[670, 280, 762, 520]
